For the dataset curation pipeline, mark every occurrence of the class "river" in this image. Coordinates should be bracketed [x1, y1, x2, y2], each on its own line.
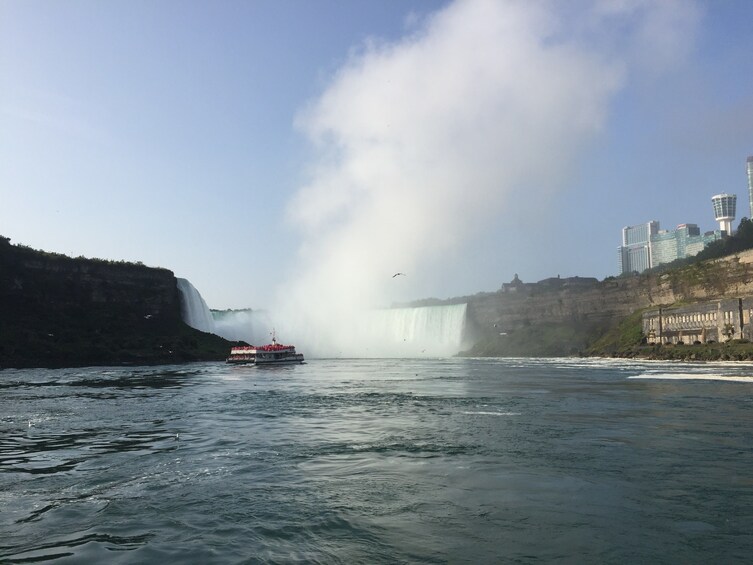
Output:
[1, 358, 752, 563]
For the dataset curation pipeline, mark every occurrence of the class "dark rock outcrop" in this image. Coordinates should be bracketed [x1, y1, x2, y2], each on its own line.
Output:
[0, 236, 234, 369]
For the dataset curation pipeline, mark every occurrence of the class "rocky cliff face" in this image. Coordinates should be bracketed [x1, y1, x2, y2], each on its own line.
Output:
[0, 236, 232, 368]
[1, 237, 180, 324]
[459, 250, 753, 355]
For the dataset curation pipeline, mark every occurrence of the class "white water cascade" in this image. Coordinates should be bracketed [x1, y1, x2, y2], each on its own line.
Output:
[173, 280, 467, 356]
[199, 300, 468, 357]
[176, 278, 216, 334]
[356, 303, 469, 358]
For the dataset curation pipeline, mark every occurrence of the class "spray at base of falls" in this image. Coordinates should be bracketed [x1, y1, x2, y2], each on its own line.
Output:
[212, 310, 273, 345]
[176, 276, 467, 357]
[279, 303, 469, 358]
[359, 303, 468, 358]
[176, 278, 216, 334]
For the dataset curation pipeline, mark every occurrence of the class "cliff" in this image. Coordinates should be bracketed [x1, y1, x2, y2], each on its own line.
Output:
[0, 236, 234, 369]
[456, 250, 753, 356]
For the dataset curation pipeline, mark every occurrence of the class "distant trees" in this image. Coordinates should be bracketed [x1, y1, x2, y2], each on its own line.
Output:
[694, 217, 753, 261]
[0, 234, 168, 271]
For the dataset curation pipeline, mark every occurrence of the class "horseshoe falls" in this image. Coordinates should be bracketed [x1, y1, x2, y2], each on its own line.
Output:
[209, 304, 469, 358]
[174, 276, 468, 358]
[361, 303, 468, 358]
[281, 303, 470, 358]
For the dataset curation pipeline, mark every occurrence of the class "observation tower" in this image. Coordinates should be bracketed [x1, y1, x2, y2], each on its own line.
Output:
[712, 193, 736, 235]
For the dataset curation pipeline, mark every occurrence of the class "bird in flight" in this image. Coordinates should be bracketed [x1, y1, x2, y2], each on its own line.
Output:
[392, 272, 406, 278]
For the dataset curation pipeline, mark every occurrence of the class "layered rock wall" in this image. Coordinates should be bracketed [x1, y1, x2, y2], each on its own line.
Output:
[0, 237, 230, 368]
[1, 240, 180, 322]
[461, 250, 753, 342]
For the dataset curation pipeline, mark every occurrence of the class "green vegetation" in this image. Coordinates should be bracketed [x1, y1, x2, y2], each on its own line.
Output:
[593, 340, 753, 362]
[581, 309, 647, 358]
[585, 309, 645, 356]
[461, 319, 609, 357]
[695, 217, 753, 260]
[647, 217, 753, 275]
[0, 235, 168, 272]
[583, 305, 753, 361]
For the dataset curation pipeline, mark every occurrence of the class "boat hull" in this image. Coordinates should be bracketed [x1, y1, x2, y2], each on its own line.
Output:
[226, 355, 304, 365]
[226, 334, 304, 365]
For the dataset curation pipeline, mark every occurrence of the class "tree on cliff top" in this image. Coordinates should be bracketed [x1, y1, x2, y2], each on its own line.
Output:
[695, 217, 753, 261]
[648, 218, 753, 276]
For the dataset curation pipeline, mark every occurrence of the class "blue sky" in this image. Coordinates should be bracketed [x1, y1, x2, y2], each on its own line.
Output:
[2, 0, 752, 312]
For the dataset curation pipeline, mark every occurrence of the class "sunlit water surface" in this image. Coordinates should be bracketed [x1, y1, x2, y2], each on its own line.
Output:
[2, 358, 752, 563]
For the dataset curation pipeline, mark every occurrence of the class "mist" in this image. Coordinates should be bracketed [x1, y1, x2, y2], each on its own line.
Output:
[264, 0, 698, 357]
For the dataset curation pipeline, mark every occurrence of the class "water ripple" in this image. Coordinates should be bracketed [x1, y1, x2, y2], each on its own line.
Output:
[1, 359, 752, 562]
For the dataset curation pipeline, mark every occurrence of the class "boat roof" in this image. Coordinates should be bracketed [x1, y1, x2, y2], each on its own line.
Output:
[230, 343, 295, 353]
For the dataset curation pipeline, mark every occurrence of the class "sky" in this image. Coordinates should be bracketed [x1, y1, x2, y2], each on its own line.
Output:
[2, 0, 753, 315]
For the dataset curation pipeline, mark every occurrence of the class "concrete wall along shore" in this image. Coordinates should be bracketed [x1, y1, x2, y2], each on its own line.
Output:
[642, 298, 753, 345]
[639, 249, 753, 344]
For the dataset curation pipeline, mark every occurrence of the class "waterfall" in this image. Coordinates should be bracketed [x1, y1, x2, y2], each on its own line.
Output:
[172, 285, 467, 356]
[176, 278, 216, 334]
[282, 303, 469, 357]
[360, 303, 468, 357]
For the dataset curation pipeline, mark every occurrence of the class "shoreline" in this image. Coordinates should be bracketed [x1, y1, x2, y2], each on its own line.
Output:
[589, 341, 753, 362]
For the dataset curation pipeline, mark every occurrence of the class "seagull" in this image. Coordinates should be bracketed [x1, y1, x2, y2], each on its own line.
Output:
[392, 272, 406, 278]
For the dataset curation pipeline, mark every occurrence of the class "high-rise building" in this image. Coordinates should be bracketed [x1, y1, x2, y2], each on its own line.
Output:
[618, 221, 723, 275]
[618, 221, 659, 275]
[711, 193, 736, 235]
[650, 224, 722, 268]
[622, 221, 659, 247]
[747, 156, 753, 219]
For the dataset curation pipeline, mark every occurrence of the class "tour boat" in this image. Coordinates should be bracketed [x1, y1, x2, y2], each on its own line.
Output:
[226, 330, 304, 365]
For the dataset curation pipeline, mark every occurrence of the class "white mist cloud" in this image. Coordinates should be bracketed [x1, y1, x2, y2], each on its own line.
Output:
[585, 0, 701, 75]
[276, 0, 698, 356]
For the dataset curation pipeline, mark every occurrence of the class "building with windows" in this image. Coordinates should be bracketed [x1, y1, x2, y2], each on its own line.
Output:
[618, 221, 658, 275]
[622, 221, 659, 246]
[643, 297, 753, 344]
[618, 221, 723, 275]
[650, 224, 723, 267]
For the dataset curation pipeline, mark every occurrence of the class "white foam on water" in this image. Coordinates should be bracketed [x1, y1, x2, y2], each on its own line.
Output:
[462, 411, 521, 416]
[629, 374, 753, 383]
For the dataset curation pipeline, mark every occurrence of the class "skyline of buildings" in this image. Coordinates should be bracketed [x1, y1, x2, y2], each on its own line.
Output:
[618, 155, 751, 276]
[618, 221, 723, 275]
